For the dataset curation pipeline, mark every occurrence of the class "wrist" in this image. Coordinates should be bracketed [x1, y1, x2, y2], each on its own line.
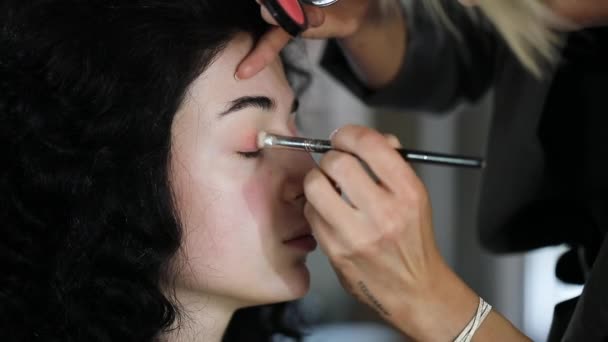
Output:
[392, 262, 480, 341]
[356, 0, 404, 35]
[338, 0, 403, 44]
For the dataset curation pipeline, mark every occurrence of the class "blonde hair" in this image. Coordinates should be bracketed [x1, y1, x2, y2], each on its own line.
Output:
[425, 0, 573, 77]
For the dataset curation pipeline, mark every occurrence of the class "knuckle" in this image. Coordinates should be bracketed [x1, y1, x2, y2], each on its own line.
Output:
[259, 47, 278, 65]
[408, 191, 424, 209]
[335, 125, 385, 153]
[268, 29, 290, 48]
[384, 133, 402, 148]
[407, 182, 430, 207]
[350, 239, 377, 258]
[331, 124, 358, 142]
[329, 250, 352, 268]
[321, 151, 358, 179]
[358, 130, 386, 150]
[303, 169, 324, 195]
[383, 222, 404, 242]
[375, 203, 404, 234]
[318, 151, 336, 171]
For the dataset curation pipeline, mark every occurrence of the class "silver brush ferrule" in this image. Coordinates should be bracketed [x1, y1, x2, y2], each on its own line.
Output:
[258, 132, 332, 153]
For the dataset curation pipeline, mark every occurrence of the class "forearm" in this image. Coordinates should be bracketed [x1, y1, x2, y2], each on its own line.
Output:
[547, 0, 608, 26]
[471, 310, 531, 342]
[390, 262, 531, 341]
[336, 0, 407, 89]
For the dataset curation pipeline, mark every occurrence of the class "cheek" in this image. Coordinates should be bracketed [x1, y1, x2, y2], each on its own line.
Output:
[241, 167, 275, 227]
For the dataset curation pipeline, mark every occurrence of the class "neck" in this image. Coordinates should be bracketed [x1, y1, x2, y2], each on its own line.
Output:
[161, 288, 242, 342]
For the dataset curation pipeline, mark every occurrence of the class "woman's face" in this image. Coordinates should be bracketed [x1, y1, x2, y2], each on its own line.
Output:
[169, 33, 317, 308]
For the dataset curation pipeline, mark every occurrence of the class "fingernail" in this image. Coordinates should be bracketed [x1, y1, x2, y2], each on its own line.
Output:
[235, 66, 250, 81]
[234, 65, 253, 81]
[329, 128, 340, 140]
[384, 134, 402, 148]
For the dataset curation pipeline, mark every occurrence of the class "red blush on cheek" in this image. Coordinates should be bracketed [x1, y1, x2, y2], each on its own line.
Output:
[242, 169, 274, 227]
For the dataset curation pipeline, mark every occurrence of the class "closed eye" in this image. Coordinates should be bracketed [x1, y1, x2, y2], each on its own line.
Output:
[237, 150, 263, 159]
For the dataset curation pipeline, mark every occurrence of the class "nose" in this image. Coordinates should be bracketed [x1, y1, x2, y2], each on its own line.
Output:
[274, 145, 316, 204]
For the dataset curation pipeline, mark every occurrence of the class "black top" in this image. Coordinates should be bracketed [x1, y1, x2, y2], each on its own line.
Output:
[320, 0, 608, 340]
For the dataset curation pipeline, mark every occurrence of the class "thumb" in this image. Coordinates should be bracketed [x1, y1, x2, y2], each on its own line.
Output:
[303, 6, 325, 27]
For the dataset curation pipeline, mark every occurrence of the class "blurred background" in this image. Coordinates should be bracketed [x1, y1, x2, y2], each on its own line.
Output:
[292, 40, 582, 342]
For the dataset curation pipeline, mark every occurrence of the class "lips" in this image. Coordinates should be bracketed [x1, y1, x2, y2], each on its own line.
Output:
[283, 225, 313, 242]
[283, 225, 317, 251]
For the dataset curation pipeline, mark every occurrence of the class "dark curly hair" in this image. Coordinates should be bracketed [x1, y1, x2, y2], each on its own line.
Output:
[0, 0, 304, 341]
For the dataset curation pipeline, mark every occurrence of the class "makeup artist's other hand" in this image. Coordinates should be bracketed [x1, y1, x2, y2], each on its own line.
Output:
[303, 125, 479, 341]
[236, 0, 373, 79]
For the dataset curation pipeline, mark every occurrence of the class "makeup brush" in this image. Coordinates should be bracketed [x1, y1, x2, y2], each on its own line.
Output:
[257, 131, 485, 169]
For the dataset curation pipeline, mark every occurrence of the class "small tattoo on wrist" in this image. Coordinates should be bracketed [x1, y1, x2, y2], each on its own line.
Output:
[357, 281, 391, 316]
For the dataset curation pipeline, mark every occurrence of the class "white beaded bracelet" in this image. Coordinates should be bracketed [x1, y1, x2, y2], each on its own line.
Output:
[453, 297, 492, 342]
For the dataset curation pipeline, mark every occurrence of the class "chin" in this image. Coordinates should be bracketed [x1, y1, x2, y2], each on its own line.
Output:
[284, 265, 311, 299]
[281, 260, 312, 299]
[243, 263, 312, 307]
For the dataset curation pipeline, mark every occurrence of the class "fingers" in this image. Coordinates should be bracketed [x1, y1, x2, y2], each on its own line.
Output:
[302, 6, 325, 28]
[303, 168, 355, 231]
[318, 150, 387, 212]
[331, 125, 421, 197]
[303, 200, 336, 256]
[238, 2, 327, 80]
[383, 133, 402, 149]
[235, 26, 291, 80]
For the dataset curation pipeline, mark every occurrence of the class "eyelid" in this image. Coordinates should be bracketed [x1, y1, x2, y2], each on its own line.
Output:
[237, 150, 263, 159]
[235, 98, 298, 160]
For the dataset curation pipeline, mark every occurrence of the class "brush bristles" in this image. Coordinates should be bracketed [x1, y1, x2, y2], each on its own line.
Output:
[257, 131, 273, 148]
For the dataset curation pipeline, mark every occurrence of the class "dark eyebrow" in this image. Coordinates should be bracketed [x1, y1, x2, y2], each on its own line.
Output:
[218, 96, 275, 117]
[218, 96, 299, 118]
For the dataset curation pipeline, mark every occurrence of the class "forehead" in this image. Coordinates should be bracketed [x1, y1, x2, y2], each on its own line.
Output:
[187, 33, 294, 111]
